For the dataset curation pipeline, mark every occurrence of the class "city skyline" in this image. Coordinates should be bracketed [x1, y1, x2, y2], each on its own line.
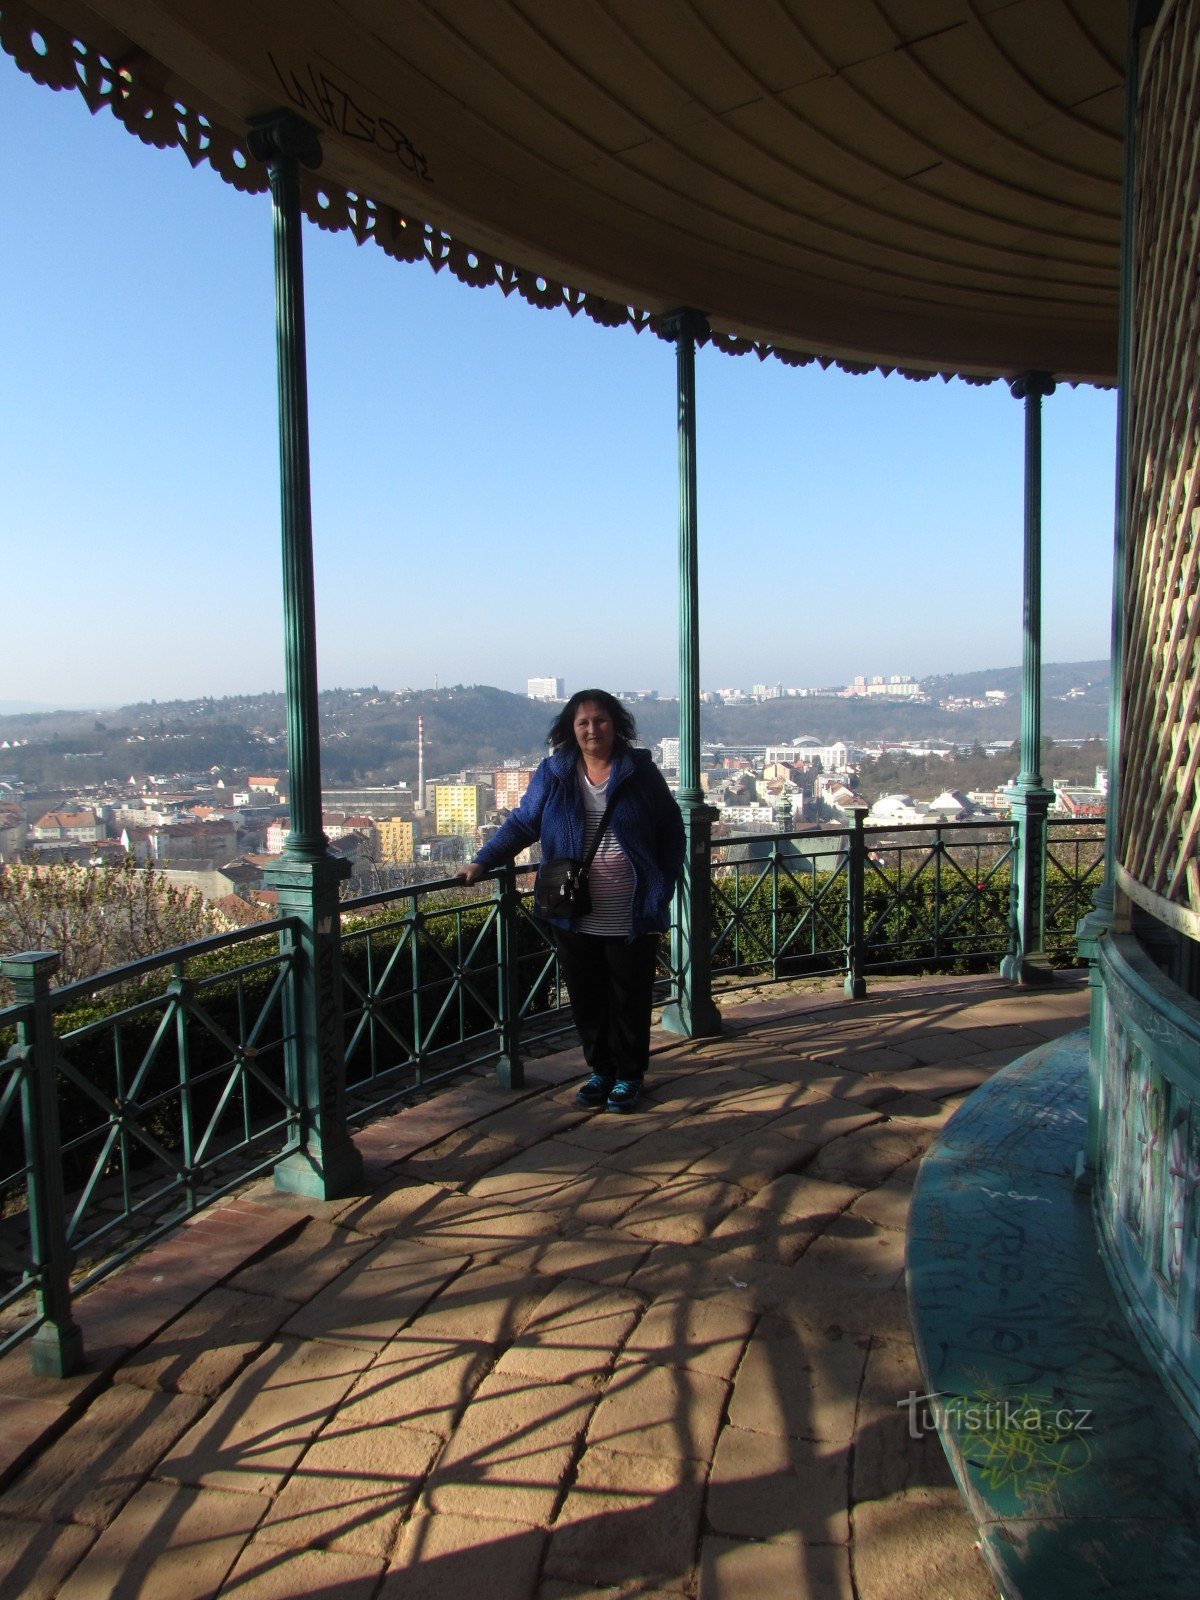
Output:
[3, 55, 1117, 710]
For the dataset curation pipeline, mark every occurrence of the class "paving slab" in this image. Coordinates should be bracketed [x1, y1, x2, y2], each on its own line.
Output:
[621, 1294, 754, 1381]
[56, 1480, 262, 1600]
[254, 1416, 440, 1557]
[467, 1138, 601, 1206]
[545, 1447, 706, 1586]
[156, 1337, 371, 1495]
[679, 1126, 802, 1192]
[841, 1178, 914, 1234]
[585, 1355, 729, 1464]
[805, 1122, 933, 1187]
[280, 1236, 470, 1349]
[707, 1425, 850, 1543]
[495, 1278, 644, 1389]
[405, 1258, 546, 1351]
[382, 1511, 546, 1600]
[116, 1285, 294, 1395]
[420, 1369, 596, 1526]
[597, 1125, 722, 1182]
[0, 1383, 205, 1528]
[0, 1515, 95, 1600]
[217, 1539, 384, 1600]
[224, 1216, 376, 1301]
[698, 1533, 854, 1600]
[398, 1189, 565, 1258]
[728, 1313, 870, 1446]
[852, 1491, 998, 1600]
[517, 1226, 652, 1287]
[620, 1174, 746, 1245]
[339, 1330, 491, 1441]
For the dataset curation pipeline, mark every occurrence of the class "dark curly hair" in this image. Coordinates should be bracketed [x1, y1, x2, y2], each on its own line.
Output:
[547, 688, 638, 751]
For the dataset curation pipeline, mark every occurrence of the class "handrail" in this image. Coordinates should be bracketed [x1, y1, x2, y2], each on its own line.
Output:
[48, 917, 297, 1010]
[0, 811, 1104, 1374]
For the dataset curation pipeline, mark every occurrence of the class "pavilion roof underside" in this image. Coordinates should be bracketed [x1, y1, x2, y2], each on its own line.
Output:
[13, 0, 1127, 383]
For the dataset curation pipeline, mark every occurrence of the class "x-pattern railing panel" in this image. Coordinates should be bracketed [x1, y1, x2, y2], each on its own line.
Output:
[0, 928, 300, 1312]
[341, 890, 510, 1101]
[512, 891, 569, 1027]
[51, 940, 297, 1269]
[1045, 821, 1105, 953]
[0, 1037, 38, 1326]
[862, 829, 1015, 965]
[710, 836, 851, 983]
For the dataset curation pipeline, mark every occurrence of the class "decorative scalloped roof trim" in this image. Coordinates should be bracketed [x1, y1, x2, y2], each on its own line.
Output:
[2, 0, 1050, 388]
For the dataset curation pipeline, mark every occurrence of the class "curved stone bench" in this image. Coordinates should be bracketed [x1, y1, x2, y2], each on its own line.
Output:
[906, 1032, 1200, 1599]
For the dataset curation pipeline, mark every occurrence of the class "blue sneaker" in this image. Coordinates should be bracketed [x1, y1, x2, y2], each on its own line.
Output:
[575, 1073, 614, 1108]
[606, 1079, 643, 1113]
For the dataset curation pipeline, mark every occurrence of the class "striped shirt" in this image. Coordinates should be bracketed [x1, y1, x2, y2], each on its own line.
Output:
[576, 768, 634, 935]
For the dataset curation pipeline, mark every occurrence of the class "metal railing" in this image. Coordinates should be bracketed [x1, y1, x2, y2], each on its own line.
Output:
[0, 814, 1104, 1371]
[339, 865, 567, 1111]
[0, 922, 297, 1369]
[711, 815, 1105, 993]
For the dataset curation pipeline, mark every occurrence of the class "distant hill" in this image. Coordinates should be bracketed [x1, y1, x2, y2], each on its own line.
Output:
[0, 663, 1110, 789]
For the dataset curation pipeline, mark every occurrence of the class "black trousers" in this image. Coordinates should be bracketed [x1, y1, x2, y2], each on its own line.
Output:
[553, 930, 659, 1084]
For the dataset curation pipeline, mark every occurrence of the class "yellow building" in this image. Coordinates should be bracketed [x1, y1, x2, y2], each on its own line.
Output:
[434, 783, 489, 838]
[377, 817, 415, 865]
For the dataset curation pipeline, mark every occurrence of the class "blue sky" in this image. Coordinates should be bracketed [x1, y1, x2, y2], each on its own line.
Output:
[1, 54, 1117, 711]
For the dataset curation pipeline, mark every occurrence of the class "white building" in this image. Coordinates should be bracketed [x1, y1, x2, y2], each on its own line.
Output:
[527, 676, 564, 700]
[720, 804, 778, 826]
[765, 740, 854, 771]
[867, 794, 928, 824]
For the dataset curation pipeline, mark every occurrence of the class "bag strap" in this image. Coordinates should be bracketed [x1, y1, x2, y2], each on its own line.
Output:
[580, 786, 619, 871]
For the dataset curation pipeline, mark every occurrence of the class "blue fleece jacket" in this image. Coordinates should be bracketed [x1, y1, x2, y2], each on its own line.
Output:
[472, 743, 685, 936]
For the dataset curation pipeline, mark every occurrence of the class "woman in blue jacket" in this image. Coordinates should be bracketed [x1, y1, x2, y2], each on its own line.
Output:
[458, 689, 685, 1112]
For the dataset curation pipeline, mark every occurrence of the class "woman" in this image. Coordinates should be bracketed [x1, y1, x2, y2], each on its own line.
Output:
[458, 689, 685, 1112]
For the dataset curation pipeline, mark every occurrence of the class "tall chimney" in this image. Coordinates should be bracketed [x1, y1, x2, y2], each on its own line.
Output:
[417, 714, 425, 811]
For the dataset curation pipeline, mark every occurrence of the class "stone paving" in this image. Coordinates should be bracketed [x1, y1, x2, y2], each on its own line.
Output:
[0, 973, 1090, 1600]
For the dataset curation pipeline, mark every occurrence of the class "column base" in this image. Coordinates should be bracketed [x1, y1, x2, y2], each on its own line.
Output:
[29, 1319, 85, 1379]
[494, 1054, 524, 1091]
[1000, 952, 1056, 985]
[659, 998, 723, 1039]
[274, 1137, 363, 1200]
[843, 974, 867, 1000]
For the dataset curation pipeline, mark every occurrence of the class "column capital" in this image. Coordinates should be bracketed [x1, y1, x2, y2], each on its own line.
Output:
[1008, 369, 1056, 401]
[0, 951, 60, 985]
[659, 306, 711, 345]
[247, 109, 323, 172]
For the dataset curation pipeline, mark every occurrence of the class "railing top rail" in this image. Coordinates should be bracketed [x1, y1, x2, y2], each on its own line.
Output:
[342, 861, 537, 916]
[715, 826, 851, 849]
[861, 817, 1018, 839]
[47, 917, 297, 1011]
[715, 815, 1055, 851]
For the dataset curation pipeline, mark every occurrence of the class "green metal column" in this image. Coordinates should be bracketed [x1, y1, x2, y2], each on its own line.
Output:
[2, 952, 84, 1377]
[844, 806, 868, 1000]
[1001, 370, 1056, 985]
[660, 308, 721, 1039]
[248, 109, 362, 1199]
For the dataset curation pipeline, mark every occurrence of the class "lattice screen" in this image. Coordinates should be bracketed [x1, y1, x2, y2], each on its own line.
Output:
[1119, 0, 1200, 932]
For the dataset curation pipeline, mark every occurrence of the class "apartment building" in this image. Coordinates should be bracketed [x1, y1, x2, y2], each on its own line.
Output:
[377, 817, 416, 865]
[493, 767, 537, 811]
[434, 782, 490, 837]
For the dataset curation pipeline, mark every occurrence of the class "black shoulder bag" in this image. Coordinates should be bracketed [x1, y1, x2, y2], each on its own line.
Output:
[533, 791, 618, 920]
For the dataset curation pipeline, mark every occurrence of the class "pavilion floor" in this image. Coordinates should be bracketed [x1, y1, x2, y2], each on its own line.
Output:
[0, 972, 1089, 1600]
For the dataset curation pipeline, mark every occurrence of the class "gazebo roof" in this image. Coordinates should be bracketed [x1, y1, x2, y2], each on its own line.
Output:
[10, 0, 1126, 382]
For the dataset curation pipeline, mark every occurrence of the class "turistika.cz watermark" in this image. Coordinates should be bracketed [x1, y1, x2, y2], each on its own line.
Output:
[898, 1389, 1095, 1442]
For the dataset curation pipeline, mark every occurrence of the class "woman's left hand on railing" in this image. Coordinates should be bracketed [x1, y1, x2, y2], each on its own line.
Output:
[455, 862, 486, 885]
